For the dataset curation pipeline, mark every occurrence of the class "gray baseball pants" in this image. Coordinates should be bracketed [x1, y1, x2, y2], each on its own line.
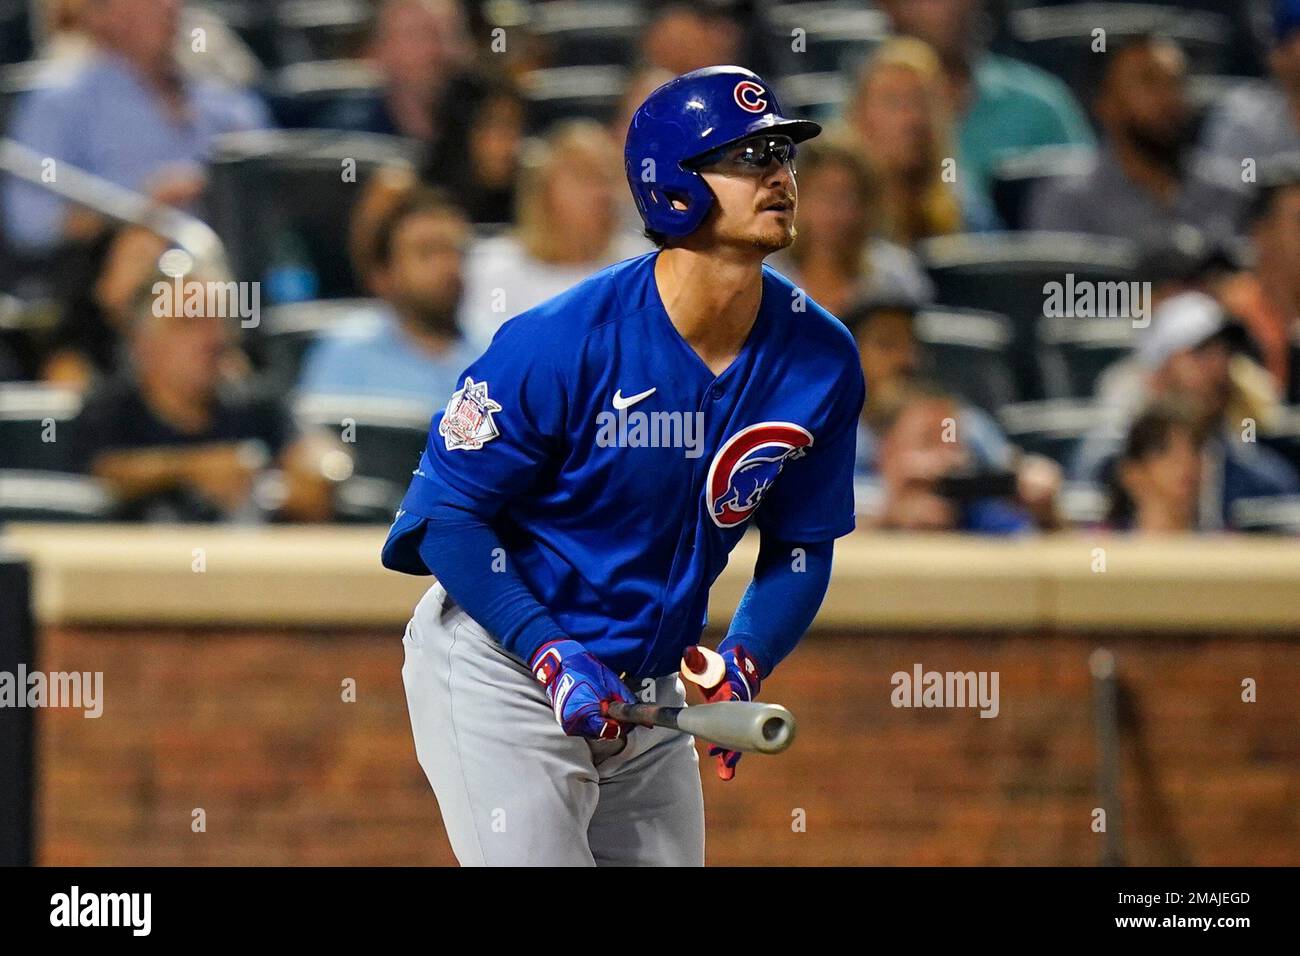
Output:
[401, 581, 705, 866]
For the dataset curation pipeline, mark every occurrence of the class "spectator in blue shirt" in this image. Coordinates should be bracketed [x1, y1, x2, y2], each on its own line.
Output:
[878, 0, 1094, 208]
[298, 187, 477, 408]
[2, 0, 270, 253]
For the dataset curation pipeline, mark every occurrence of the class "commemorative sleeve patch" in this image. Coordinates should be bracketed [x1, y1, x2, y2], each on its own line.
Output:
[438, 376, 503, 451]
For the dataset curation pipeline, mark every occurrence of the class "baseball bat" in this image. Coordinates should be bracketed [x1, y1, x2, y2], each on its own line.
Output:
[604, 700, 796, 754]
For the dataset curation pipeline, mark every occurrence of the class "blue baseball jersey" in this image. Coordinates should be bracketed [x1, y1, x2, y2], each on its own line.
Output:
[382, 251, 865, 678]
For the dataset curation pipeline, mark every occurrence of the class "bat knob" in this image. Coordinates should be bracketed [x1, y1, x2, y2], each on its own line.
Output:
[680, 645, 726, 688]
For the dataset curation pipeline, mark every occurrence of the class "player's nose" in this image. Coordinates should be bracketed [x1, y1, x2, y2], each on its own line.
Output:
[763, 161, 794, 192]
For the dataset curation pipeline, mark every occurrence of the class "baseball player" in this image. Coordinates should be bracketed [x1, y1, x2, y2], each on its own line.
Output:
[382, 66, 865, 866]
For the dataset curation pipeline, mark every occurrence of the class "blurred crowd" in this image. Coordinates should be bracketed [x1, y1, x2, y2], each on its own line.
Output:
[1, 0, 1299, 535]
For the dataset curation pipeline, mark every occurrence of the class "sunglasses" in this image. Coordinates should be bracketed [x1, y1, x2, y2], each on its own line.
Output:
[687, 135, 798, 173]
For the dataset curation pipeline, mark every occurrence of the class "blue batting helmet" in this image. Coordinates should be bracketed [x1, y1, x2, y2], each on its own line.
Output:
[624, 66, 822, 238]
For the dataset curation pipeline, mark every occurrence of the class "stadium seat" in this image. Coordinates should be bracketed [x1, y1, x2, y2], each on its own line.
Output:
[270, 0, 374, 66]
[996, 399, 1111, 468]
[1003, 2, 1238, 107]
[200, 0, 281, 70]
[1290, 339, 1300, 406]
[520, 66, 628, 132]
[203, 129, 420, 301]
[914, 307, 1018, 414]
[764, 1, 888, 77]
[293, 394, 431, 521]
[1037, 313, 1138, 399]
[0, 0, 31, 66]
[0, 469, 112, 522]
[261, 59, 384, 129]
[0, 59, 60, 134]
[777, 71, 850, 122]
[1230, 496, 1300, 534]
[0, 294, 45, 379]
[1260, 406, 1300, 477]
[990, 145, 1095, 231]
[0, 383, 83, 472]
[919, 231, 1139, 401]
[530, 0, 645, 68]
[253, 298, 382, 388]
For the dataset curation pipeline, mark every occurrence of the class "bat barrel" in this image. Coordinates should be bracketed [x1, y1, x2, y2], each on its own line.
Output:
[606, 700, 796, 754]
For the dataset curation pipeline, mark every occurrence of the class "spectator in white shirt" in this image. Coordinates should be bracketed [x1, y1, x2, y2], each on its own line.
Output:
[456, 120, 650, 353]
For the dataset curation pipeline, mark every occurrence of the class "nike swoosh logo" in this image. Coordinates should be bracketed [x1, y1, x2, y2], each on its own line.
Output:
[612, 387, 656, 410]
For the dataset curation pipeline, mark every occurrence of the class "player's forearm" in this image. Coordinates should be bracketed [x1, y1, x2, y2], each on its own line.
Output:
[723, 535, 834, 677]
[414, 504, 569, 663]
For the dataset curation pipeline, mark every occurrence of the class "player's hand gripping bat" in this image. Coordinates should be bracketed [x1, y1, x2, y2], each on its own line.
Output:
[602, 646, 797, 754]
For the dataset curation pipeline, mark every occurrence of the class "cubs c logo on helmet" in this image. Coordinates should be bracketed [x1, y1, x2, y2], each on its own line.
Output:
[706, 422, 813, 527]
[733, 80, 767, 113]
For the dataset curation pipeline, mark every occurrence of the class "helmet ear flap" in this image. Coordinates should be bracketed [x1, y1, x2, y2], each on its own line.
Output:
[628, 150, 714, 237]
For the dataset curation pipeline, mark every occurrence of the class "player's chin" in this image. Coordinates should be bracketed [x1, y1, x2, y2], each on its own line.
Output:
[747, 220, 796, 254]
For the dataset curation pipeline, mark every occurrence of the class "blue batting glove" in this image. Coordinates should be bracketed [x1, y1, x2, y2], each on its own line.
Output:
[702, 638, 765, 780]
[530, 639, 637, 740]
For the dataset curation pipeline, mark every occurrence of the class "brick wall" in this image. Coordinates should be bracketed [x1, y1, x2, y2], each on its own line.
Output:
[34, 626, 1299, 866]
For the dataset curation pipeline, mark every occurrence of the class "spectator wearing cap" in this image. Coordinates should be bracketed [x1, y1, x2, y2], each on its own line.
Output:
[1199, 0, 1300, 185]
[845, 37, 999, 245]
[877, 0, 1093, 210]
[1105, 399, 1208, 533]
[456, 121, 650, 353]
[298, 188, 479, 407]
[769, 132, 934, 318]
[2, 0, 271, 254]
[76, 270, 340, 523]
[1072, 292, 1297, 530]
[1026, 36, 1245, 250]
[1219, 162, 1300, 397]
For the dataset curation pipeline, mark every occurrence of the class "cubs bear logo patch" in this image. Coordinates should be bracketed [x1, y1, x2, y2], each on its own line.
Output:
[706, 421, 813, 527]
[439, 376, 502, 451]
